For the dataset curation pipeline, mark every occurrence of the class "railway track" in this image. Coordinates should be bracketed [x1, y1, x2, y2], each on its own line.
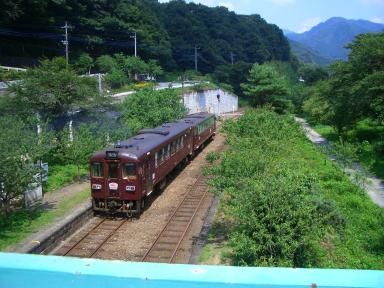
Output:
[140, 173, 209, 263]
[53, 218, 127, 258]
[52, 120, 233, 261]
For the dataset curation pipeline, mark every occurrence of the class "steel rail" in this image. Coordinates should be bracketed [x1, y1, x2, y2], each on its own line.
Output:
[140, 173, 206, 262]
[62, 218, 106, 256]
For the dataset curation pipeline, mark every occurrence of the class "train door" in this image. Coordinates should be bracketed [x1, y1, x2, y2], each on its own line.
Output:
[145, 159, 153, 195]
[106, 161, 120, 197]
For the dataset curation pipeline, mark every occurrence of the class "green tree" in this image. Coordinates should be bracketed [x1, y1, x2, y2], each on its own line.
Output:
[9, 57, 97, 120]
[75, 53, 94, 74]
[241, 63, 289, 109]
[298, 64, 329, 85]
[59, 124, 104, 180]
[146, 59, 164, 80]
[96, 55, 118, 73]
[306, 33, 384, 133]
[123, 56, 148, 81]
[302, 80, 332, 123]
[0, 116, 42, 213]
[121, 89, 187, 134]
[105, 69, 128, 88]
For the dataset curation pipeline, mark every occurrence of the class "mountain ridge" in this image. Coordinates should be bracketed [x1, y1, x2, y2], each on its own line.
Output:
[285, 17, 384, 63]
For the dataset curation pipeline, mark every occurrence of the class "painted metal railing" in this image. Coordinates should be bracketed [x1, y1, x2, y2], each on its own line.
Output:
[0, 253, 383, 288]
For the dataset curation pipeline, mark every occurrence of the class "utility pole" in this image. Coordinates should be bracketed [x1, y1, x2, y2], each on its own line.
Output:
[61, 21, 70, 68]
[130, 32, 137, 57]
[194, 45, 199, 72]
[230, 52, 235, 65]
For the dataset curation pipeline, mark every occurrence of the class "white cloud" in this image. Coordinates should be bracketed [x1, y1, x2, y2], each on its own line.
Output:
[371, 17, 384, 23]
[297, 17, 322, 33]
[218, 2, 235, 10]
[270, 0, 296, 6]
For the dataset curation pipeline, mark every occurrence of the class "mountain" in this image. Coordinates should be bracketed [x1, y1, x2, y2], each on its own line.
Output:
[286, 17, 384, 62]
[288, 40, 332, 66]
[0, 0, 291, 73]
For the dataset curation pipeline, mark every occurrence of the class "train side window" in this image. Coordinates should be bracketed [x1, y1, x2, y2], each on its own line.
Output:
[161, 147, 165, 162]
[91, 162, 103, 178]
[108, 163, 118, 179]
[122, 163, 136, 179]
[158, 149, 163, 164]
[155, 152, 158, 168]
[176, 138, 180, 151]
[171, 141, 176, 155]
[165, 144, 170, 160]
[181, 136, 184, 147]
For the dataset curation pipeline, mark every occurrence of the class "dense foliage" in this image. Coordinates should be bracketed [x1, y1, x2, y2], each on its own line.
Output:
[121, 88, 187, 134]
[7, 57, 99, 120]
[0, 116, 42, 213]
[0, 0, 291, 73]
[241, 63, 290, 110]
[206, 109, 384, 268]
[303, 33, 384, 133]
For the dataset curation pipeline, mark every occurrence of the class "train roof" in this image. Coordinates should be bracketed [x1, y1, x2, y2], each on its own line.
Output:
[91, 112, 215, 161]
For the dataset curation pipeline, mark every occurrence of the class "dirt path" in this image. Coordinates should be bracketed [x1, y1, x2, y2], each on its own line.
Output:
[41, 180, 90, 210]
[296, 117, 384, 208]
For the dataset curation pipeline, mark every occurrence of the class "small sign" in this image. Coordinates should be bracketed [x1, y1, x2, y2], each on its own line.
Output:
[109, 182, 118, 190]
[126, 185, 135, 191]
[92, 184, 102, 190]
[106, 151, 118, 160]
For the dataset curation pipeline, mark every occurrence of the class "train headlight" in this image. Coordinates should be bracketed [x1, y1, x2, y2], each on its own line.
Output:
[92, 184, 102, 190]
[126, 185, 136, 192]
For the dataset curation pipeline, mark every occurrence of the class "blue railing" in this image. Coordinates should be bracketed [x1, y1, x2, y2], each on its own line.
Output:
[0, 253, 383, 288]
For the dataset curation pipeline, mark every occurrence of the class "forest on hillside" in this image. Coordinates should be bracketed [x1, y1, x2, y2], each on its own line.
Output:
[0, 0, 291, 73]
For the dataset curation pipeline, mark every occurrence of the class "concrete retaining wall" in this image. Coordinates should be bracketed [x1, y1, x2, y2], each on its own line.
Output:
[183, 89, 238, 115]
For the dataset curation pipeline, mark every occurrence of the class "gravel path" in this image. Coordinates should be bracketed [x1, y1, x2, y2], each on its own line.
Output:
[296, 117, 384, 208]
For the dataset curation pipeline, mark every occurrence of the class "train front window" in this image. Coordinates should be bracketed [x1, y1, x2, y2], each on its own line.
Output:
[91, 162, 103, 178]
[108, 163, 118, 179]
[123, 163, 136, 180]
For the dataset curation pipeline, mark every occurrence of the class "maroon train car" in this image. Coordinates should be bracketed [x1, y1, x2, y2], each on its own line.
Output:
[90, 112, 216, 215]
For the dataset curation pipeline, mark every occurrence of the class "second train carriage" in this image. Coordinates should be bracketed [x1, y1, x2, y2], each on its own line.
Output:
[90, 112, 216, 215]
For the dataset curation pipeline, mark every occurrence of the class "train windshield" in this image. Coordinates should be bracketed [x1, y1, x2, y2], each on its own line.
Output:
[108, 163, 119, 179]
[122, 163, 136, 179]
[91, 162, 103, 178]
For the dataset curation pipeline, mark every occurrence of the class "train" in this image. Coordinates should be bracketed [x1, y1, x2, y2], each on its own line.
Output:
[90, 112, 216, 215]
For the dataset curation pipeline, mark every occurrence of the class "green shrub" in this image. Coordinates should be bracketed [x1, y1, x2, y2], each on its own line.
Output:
[206, 108, 384, 269]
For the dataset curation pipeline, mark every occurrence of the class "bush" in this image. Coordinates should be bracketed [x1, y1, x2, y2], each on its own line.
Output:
[121, 88, 187, 134]
[206, 108, 384, 269]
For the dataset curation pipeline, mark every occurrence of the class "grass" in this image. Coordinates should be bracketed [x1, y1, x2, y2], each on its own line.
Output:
[44, 164, 87, 192]
[313, 121, 384, 179]
[298, 137, 384, 269]
[198, 207, 232, 265]
[202, 110, 384, 269]
[0, 188, 90, 250]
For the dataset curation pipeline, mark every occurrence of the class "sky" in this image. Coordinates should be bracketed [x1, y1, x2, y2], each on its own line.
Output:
[158, 0, 384, 33]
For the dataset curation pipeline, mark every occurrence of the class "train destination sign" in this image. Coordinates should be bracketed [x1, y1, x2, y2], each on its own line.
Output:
[106, 151, 118, 159]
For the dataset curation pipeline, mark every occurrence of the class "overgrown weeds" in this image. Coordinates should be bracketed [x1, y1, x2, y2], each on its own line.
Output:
[204, 108, 384, 269]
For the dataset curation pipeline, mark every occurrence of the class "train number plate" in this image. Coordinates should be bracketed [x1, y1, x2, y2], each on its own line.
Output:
[126, 185, 135, 191]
